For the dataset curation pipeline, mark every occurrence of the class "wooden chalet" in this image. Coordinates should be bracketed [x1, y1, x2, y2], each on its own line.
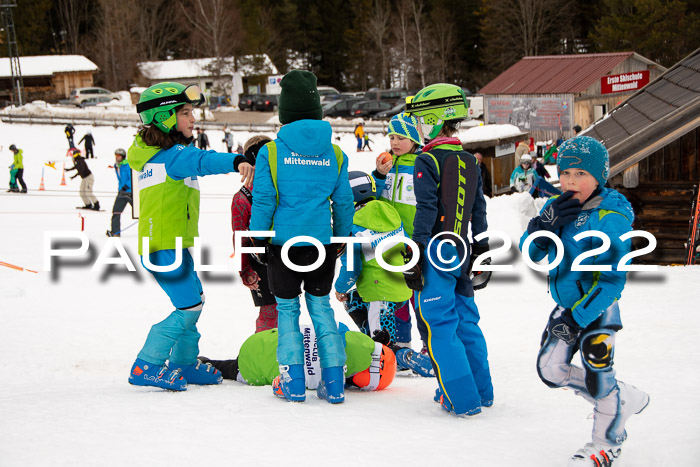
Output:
[584, 48, 700, 265]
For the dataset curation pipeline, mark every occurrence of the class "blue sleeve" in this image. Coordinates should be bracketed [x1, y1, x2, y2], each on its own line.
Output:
[165, 145, 237, 180]
[249, 146, 277, 234]
[371, 169, 387, 194]
[471, 164, 488, 241]
[411, 155, 440, 246]
[571, 214, 632, 327]
[334, 243, 363, 293]
[510, 166, 521, 186]
[124, 163, 132, 190]
[330, 152, 355, 238]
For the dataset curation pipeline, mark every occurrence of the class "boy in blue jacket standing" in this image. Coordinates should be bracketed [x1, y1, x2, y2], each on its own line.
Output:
[107, 148, 132, 237]
[250, 70, 354, 404]
[519, 136, 649, 467]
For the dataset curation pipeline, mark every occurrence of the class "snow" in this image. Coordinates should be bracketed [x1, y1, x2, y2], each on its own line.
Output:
[458, 123, 524, 144]
[1, 117, 699, 467]
[0, 55, 97, 78]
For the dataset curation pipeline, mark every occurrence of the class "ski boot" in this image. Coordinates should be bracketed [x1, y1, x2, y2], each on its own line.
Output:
[434, 387, 481, 416]
[169, 359, 222, 385]
[568, 443, 622, 466]
[317, 366, 345, 404]
[272, 364, 306, 402]
[616, 381, 650, 428]
[106, 230, 120, 237]
[395, 348, 435, 378]
[128, 358, 187, 391]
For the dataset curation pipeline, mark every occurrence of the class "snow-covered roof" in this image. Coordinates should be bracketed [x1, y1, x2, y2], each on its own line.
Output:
[458, 123, 526, 144]
[0, 55, 98, 78]
[138, 55, 278, 80]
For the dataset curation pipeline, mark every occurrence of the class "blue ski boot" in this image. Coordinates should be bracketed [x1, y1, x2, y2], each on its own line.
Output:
[317, 366, 345, 404]
[434, 387, 481, 416]
[169, 360, 223, 385]
[395, 348, 435, 378]
[128, 358, 187, 391]
[272, 364, 306, 402]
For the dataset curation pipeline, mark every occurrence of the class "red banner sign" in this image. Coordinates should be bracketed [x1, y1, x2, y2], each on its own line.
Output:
[601, 71, 650, 95]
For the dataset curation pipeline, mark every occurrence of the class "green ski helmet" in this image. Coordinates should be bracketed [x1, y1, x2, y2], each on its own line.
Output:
[405, 83, 468, 141]
[136, 82, 206, 133]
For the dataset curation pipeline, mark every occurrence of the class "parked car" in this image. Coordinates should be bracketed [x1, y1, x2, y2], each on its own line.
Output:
[322, 97, 364, 118]
[317, 86, 340, 101]
[209, 96, 231, 110]
[363, 88, 408, 104]
[374, 101, 406, 120]
[238, 94, 278, 111]
[70, 87, 121, 107]
[350, 100, 394, 118]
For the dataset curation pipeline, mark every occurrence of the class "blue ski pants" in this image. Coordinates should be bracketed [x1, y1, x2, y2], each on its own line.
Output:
[277, 293, 346, 369]
[138, 249, 204, 366]
[416, 241, 493, 414]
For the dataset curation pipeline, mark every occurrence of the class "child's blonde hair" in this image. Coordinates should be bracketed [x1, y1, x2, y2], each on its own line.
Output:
[244, 135, 272, 154]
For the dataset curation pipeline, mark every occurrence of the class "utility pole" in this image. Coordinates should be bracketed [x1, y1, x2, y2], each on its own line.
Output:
[1, 0, 24, 106]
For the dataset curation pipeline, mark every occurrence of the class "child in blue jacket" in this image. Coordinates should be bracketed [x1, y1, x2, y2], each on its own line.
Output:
[519, 136, 649, 466]
[107, 148, 132, 237]
[250, 70, 354, 404]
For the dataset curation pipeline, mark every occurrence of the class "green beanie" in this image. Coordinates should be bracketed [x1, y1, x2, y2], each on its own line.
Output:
[278, 70, 323, 124]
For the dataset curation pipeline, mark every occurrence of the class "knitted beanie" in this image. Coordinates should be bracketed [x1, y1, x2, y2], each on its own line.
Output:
[388, 114, 421, 146]
[557, 136, 610, 186]
[278, 70, 323, 124]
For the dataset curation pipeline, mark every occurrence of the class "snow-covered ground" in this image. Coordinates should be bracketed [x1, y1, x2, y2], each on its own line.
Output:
[1, 120, 698, 466]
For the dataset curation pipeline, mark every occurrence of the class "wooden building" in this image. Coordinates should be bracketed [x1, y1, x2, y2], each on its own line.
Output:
[584, 48, 700, 265]
[458, 124, 528, 196]
[0, 55, 97, 105]
[479, 53, 666, 142]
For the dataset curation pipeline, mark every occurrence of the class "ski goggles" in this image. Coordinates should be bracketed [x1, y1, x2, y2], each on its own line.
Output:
[136, 85, 207, 116]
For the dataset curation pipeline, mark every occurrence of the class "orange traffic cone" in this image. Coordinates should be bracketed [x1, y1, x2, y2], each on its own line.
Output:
[39, 166, 45, 191]
[60, 162, 67, 186]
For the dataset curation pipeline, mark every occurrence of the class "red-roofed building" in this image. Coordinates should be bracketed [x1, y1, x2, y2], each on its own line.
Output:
[479, 53, 666, 142]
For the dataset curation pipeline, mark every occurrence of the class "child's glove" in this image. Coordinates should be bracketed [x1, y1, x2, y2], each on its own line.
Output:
[533, 191, 582, 232]
[548, 308, 582, 345]
[240, 266, 260, 290]
[469, 242, 491, 291]
[371, 329, 391, 345]
[402, 243, 425, 291]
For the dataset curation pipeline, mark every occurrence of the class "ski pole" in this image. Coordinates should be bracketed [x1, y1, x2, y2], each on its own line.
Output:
[0, 260, 38, 273]
[112, 220, 138, 237]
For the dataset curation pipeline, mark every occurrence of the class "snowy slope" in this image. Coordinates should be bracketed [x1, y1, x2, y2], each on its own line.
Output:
[0, 120, 699, 467]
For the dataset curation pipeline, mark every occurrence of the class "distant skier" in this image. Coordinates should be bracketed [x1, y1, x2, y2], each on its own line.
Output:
[64, 124, 76, 149]
[8, 144, 27, 193]
[222, 125, 234, 153]
[519, 136, 649, 466]
[196, 127, 209, 150]
[106, 148, 132, 237]
[78, 131, 96, 159]
[66, 148, 99, 210]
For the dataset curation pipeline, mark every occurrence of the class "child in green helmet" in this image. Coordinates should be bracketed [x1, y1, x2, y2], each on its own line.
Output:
[127, 81, 254, 391]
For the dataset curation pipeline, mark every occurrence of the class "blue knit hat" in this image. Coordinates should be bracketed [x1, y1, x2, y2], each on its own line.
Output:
[388, 114, 421, 146]
[557, 136, 610, 186]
